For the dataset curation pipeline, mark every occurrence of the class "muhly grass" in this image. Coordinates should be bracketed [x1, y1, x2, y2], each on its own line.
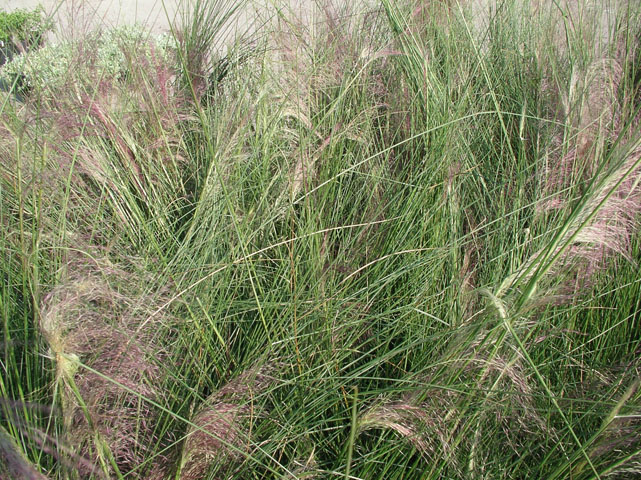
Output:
[1, 0, 641, 478]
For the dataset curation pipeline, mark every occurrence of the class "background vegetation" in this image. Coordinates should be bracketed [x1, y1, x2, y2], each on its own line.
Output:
[0, 5, 51, 94]
[0, 6, 50, 47]
[1, 0, 641, 478]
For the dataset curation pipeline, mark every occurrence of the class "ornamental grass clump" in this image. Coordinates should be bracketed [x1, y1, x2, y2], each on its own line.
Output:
[179, 364, 278, 480]
[39, 256, 175, 478]
[350, 2, 641, 476]
[13, 26, 195, 252]
[2, 1, 641, 479]
[358, 350, 553, 476]
[507, 53, 641, 307]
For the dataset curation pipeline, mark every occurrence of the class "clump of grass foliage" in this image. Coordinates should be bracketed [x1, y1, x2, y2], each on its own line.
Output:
[2, 0, 641, 478]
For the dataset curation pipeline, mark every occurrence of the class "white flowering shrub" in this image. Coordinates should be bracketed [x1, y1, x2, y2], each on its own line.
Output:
[0, 24, 177, 97]
[96, 24, 176, 78]
[0, 42, 72, 92]
[154, 31, 179, 59]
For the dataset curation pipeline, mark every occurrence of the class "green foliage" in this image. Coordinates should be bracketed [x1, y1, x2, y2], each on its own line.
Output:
[1, 1, 641, 479]
[0, 23, 176, 95]
[95, 24, 176, 79]
[0, 42, 72, 92]
[0, 6, 51, 45]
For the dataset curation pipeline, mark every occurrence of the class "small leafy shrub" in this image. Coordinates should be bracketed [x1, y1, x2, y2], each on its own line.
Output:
[96, 24, 177, 79]
[0, 7, 51, 59]
[0, 42, 72, 93]
[0, 23, 177, 97]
